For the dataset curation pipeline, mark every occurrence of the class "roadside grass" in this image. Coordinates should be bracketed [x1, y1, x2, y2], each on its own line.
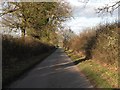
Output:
[3, 49, 56, 88]
[78, 60, 118, 88]
[65, 49, 118, 88]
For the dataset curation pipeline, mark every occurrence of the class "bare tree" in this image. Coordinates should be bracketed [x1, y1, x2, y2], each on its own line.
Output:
[78, 0, 120, 14]
[96, 1, 120, 14]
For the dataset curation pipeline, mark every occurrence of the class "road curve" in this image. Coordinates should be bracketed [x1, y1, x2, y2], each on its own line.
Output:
[9, 48, 93, 88]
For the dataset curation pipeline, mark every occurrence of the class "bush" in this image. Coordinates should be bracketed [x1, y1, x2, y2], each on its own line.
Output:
[2, 35, 56, 87]
[92, 23, 119, 65]
[63, 22, 119, 65]
[2, 35, 55, 67]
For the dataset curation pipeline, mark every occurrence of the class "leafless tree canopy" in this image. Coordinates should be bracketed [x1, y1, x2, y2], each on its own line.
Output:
[78, 0, 119, 14]
[96, 1, 120, 14]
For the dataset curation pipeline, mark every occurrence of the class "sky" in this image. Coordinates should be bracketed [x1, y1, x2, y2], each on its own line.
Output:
[63, 0, 118, 34]
[0, 0, 119, 35]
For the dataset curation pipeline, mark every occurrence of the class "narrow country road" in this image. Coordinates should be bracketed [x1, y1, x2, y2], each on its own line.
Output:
[9, 48, 93, 88]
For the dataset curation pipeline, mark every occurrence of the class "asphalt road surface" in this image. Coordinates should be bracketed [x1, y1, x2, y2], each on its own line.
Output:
[9, 48, 93, 88]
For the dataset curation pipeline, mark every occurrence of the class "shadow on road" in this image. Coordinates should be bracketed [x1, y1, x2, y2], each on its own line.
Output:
[56, 58, 88, 68]
[36, 58, 88, 72]
[7, 48, 93, 88]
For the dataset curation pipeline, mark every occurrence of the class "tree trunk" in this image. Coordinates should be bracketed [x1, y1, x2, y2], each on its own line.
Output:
[21, 29, 25, 42]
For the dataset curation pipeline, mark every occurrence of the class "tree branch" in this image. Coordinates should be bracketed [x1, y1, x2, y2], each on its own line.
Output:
[96, 1, 120, 14]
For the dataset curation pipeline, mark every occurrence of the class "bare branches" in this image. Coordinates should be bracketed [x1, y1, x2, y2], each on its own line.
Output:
[77, 0, 119, 15]
[0, 2, 20, 17]
[96, 1, 120, 14]
[0, 8, 19, 17]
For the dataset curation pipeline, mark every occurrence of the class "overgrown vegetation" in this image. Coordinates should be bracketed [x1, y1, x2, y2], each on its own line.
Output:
[64, 22, 119, 66]
[92, 23, 119, 65]
[2, 35, 56, 87]
[63, 22, 119, 88]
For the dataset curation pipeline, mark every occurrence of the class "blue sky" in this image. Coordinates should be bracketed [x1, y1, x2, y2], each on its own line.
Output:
[63, 0, 118, 34]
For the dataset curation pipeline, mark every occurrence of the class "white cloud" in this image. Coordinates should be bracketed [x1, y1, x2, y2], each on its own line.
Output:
[73, 5, 96, 18]
[64, 17, 101, 32]
[64, 0, 118, 34]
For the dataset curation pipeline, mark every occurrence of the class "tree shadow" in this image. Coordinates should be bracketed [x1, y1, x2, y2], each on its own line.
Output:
[73, 58, 88, 65]
[51, 57, 89, 69]
[84, 36, 97, 60]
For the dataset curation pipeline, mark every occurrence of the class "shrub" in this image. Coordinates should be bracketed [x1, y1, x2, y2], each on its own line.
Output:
[2, 35, 55, 66]
[63, 22, 119, 65]
[92, 23, 119, 65]
[2, 35, 56, 86]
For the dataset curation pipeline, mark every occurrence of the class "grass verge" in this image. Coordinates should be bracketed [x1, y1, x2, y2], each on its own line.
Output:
[65, 49, 118, 88]
[3, 48, 56, 88]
